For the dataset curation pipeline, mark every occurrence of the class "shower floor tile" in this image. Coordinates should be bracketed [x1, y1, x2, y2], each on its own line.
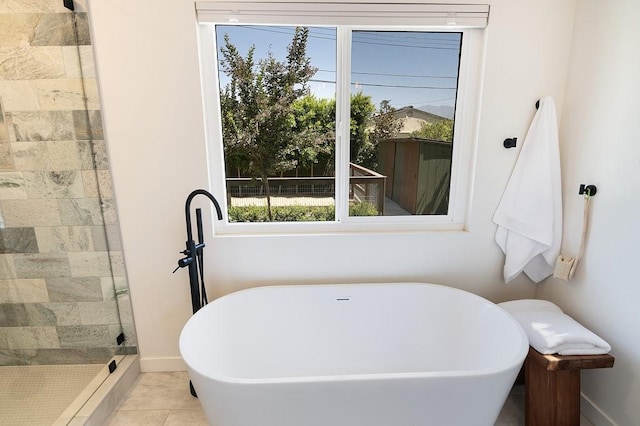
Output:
[0, 364, 103, 426]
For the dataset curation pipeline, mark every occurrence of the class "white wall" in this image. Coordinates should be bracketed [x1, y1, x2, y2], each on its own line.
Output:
[87, 0, 575, 372]
[536, 0, 640, 424]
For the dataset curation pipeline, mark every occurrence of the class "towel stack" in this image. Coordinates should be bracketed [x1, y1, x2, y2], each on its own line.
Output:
[498, 299, 611, 355]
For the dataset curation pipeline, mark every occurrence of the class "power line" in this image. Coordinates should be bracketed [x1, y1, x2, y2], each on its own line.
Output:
[352, 31, 461, 45]
[234, 25, 333, 40]
[352, 38, 459, 51]
[310, 78, 456, 90]
[238, 25, 460, 45]
[317, 68, 457, 80]
[391, 96, 456, 104]
[226, 25, 460, 51]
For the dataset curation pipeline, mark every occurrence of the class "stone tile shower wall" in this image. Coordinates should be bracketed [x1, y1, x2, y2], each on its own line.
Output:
[0, 0, 136, 365]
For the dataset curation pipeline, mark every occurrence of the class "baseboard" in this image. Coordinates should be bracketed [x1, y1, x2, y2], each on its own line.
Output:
[581, 392, 618, 426]
[139, 356, 186, 372]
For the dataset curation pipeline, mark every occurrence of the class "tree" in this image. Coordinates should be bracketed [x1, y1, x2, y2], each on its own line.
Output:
[290, 94, 399, 173]
[291, 95, 335, 176]
[372, 100, 403, 141]
[410, 118, 454, 142]
[349, 92, 376, 167]
[219, 27, 317, 221]
[367, 100, 403, 169]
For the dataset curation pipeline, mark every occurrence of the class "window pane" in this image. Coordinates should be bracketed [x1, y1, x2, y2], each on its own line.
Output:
[349, 31, 461, 217]
[215, 25, 337, 222]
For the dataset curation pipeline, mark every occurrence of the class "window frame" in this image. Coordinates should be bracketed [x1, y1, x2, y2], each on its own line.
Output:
[196, 2, 487, 235]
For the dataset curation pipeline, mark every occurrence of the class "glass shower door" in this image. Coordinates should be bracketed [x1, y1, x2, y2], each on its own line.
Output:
[0, 1, 136, 424]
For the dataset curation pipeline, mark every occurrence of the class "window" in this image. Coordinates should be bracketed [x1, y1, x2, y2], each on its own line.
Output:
[197, 2, 488, 234]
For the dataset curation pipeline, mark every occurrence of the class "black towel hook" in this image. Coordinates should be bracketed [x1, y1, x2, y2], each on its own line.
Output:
[503, 100, 541, 149]
[503, 137, 517, 148]
[579, 184, 597, 197]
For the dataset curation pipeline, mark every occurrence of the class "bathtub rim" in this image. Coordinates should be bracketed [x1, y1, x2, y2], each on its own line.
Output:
[180, 282, 529, 386]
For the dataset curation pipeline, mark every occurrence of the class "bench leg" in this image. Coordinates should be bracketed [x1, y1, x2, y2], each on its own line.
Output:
[525, 357, 581, 425]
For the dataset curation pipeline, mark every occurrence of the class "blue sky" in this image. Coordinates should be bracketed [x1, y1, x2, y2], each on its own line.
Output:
[215, 25, 461, 112]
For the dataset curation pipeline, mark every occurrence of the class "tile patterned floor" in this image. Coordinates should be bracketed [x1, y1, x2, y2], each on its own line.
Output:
[0, 361, 594, 425]
[0, 364, 104, 426]
[108, 371, 594, 425]
[107, 372, 207, 426]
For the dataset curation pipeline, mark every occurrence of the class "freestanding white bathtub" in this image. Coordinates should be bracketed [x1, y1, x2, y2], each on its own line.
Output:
[180, 283, 528, 426]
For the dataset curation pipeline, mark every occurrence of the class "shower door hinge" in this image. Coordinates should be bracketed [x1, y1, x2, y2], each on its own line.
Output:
[116, 332, 125, 345]
[108, 360, 117, 374]
[63, 0, 74, 11]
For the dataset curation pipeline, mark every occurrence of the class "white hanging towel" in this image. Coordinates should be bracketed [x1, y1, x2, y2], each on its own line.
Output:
[493, 96, 562, 283]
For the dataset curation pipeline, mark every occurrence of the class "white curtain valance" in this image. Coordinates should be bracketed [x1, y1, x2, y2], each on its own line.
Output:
[196, 2, 490, 28]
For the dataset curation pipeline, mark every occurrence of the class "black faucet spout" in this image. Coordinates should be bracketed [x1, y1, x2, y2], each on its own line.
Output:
[184, 189, 223, 243]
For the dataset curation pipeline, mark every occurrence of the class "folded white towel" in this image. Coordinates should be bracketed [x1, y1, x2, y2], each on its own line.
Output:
[498, 300, 611, 355]
[493, 96, 563, 283]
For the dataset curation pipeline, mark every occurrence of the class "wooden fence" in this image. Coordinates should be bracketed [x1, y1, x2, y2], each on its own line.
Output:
[226, 163, 386, 214]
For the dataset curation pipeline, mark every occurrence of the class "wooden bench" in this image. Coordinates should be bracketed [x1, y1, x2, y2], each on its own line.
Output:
[525, 347, 615, 425]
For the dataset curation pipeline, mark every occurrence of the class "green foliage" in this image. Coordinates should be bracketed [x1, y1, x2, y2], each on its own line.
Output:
[410, 119, 454, 142]
[292, 95, 335, 134]
[219, 27, 399, 222]
[371, 100, 403, 142]
[228, 201, 379, 222]
[219, 27, 317, 220]
[365, 100, 403, 170]
[291, 93, 390, 174]
[349, 92, 376, 167]
[229, 205, 335, 222]
[349, 201, 379, 216]
[290, 95, 335, 175]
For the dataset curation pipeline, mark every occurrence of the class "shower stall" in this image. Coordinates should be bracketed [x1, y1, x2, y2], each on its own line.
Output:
[0, 1, 137, 424]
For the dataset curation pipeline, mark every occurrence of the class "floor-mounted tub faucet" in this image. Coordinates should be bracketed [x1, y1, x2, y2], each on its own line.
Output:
[174, 189, 223, 314]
